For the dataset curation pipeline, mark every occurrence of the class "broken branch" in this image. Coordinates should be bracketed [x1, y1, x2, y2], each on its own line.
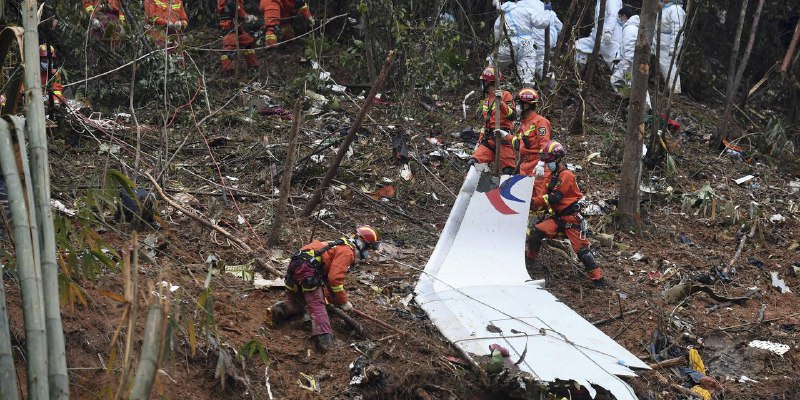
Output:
[144, 172, 284, 277]
[302, 49, 397, 217]
[350, 308, 406, 336]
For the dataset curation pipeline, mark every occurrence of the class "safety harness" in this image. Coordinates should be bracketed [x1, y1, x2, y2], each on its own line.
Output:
[479, 97, 515, 151]
[544, 168, 586, 238]
[285, 237, 350, 292]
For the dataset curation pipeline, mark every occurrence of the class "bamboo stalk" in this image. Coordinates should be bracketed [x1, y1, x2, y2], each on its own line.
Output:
[128, 303, 165, 400]
[22, 0, 68, 396]
[0, 263, 20, 400]
[267, 100, 303, 247]
[0, 121, 49, 399]
[301, 50, 397, 217]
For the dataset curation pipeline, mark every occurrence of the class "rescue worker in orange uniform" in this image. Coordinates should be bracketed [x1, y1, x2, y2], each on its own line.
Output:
[270, 226, 381, 352]
[144, 0, 188, 47]
[259, 0, 314, 46]
[39, 44, 66, 105]
[467, 66, 517, 175]
[527, 141, 607, 288]
[218, 0, 260, 73]
[83, 0, 125, 50]
[514, 86, 551, 177]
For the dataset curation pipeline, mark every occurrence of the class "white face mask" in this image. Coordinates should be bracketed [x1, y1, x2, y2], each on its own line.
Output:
[354, 238, 370, 261]
[546, 161, 557, 171]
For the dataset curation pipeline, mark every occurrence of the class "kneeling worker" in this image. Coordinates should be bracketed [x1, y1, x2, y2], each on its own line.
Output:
[271, 225, 381, 352]
[526, 140, 607, 288]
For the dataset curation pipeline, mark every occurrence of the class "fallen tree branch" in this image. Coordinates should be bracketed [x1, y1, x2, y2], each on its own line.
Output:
[144, 172, 283, 277]
[326, 305, 366, 337]
[648, 356, 685, 370]
[591, 309, 639, 326]
[350, 308, 406, 336]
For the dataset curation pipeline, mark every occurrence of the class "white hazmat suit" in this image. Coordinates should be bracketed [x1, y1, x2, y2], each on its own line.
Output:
[574, 0, 622, 69]
[654, 0, 686, 93]
[530, 10, 563, 79]
[610, 15, 651, 108]
[487, 0, 551, 84]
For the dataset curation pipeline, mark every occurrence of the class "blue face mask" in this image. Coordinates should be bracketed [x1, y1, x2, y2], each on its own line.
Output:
[546, 162, 557, 171]
[618, 19, 624, 27]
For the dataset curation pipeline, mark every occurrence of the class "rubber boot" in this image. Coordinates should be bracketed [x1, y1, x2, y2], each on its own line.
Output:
[270, 302, 288, 327]
[280, 24, 294, 40]
[244, 52, 260, 69]
[578, 247, 606, 289]
[315, 333, 334, 353]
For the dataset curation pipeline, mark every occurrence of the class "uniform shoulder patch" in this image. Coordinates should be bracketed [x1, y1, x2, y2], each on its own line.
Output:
[538, 127, 547, 136]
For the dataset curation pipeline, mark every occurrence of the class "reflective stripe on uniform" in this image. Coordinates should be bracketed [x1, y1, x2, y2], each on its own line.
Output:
[85, 5, 95, 12]
[329, 284, 344, 293]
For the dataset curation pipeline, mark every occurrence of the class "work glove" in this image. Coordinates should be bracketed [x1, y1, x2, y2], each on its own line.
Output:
[466, 157, 477, 172]
[493, 129, 511, 142]
[602, 31, 612, 45]
[307, 15, 316, 26]
[91, 18, 102, 28]
[340, 301, 353, 311]
[494, 89, 504, 99]
[244, 14, 258, 24]
[534, 161, 545, 177]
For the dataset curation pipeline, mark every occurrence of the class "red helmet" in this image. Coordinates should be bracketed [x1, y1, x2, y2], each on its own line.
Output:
[480, 66, 501, 83]
[355, 225, 381, 250]
[39, 44, 57, 58]
[517, 87, 542, 105]
[539, 140, 566, 162]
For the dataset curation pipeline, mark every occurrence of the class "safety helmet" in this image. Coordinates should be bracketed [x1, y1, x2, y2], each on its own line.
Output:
[480, 66, 501, 83]
[355, 225, 381, 250]
[539, 140, 566, 162]
[517, 87, 542, 105]
[39, 44, 57, 59]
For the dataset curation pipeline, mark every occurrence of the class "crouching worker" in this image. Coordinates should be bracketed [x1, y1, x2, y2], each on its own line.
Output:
[270, 225, 381, 352]
[526, 140, 607, 288]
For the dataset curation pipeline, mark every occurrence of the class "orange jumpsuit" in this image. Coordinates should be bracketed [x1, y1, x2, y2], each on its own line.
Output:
[41, 67, 65, 105]
[516, 111, 551, 176]
[144, 0, 188, 46]
[259, 0, 312, 43]
[83, 0, 125, 50]
[528, 167, 602, 280]
[282, 239, 356, 336]
[471, 91, 517, 171]
[218, 0, 260, 72]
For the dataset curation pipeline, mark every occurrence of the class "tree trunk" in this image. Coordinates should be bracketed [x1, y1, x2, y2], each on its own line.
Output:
[619, 0, 659, 229]
[22, 0, 68, 396]
[268, 100, 303, 247]
[551, 0, 578, 66]
[0, 122, 49, 400]
[583, 0, 606, 84]
[0, 260, 20, 400]
[128, 303, 165, 400]
[780, 19, 800, 74]
[717, 0, 766, 146]
[719, 0, 750, 141]
[543, 22, 551, 79]
[302, 50, 397, 217]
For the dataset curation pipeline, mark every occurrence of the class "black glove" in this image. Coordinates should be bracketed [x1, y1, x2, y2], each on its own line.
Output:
[549, 190, 563, 205]
[466, 157, 477, 172]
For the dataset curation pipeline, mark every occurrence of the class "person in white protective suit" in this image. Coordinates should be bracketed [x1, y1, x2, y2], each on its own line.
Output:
[487, 0, 551, 85]
[654, 0, 686, 93]
[610, 6, 651, 109]
[530, 5, 562, 80]
[574, 0, 622, 69]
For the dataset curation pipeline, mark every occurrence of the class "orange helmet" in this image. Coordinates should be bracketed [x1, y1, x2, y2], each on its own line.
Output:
[355, 225, 381, 249]
[480, 66, 501, 83]
[517, 87, 542, 105]
[39, 44, 57, 58]
[539, 140, 566, 162]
